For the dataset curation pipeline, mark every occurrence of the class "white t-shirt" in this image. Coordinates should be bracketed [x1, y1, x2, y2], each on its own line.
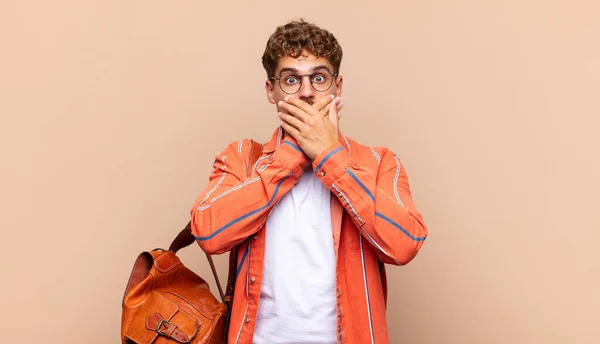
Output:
[252, 167, 337, 344]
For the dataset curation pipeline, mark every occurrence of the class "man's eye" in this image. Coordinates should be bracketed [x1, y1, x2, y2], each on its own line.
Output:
[312, 74, 326, 83]
[284, 76, 299, 85]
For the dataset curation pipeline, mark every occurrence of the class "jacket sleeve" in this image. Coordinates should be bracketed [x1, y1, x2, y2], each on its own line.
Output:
[190, 137, 309, 254]
[311, 142, 428, 265]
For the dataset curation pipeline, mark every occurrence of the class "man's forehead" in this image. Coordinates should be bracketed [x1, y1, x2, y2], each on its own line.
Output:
[275, 54, 333, 75]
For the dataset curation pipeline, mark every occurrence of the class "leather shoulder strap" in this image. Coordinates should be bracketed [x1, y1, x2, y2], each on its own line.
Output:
[168, 222, 195, 254]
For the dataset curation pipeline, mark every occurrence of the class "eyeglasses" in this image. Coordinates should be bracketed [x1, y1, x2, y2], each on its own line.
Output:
[269, 69, 339, 95]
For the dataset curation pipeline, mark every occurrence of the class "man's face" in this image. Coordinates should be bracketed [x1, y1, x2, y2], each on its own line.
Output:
[266, 51, 343, 114]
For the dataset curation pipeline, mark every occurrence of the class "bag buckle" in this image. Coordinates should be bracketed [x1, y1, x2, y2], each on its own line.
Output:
[155, 319, 171, 336]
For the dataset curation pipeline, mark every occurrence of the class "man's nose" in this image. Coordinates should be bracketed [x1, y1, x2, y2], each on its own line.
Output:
[297, 76, 315, 102]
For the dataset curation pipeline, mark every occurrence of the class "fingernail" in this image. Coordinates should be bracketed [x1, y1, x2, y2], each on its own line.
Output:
[284, 96, 290, 101]
[278, 101, 283, 106]
[330, 95, 335, 99]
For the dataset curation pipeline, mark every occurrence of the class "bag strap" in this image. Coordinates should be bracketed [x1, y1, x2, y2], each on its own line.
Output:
[168, 139, 264, 303]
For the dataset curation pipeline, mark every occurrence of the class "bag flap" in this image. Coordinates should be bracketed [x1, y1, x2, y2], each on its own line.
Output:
[124, 292, 199, 343]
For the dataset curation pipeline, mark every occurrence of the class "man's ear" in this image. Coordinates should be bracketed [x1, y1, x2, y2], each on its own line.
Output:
[266, 79, 276, 104]
[335, 75, 344, 97]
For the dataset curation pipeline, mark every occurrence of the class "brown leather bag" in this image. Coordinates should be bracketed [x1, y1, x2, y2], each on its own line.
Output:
[121, 140, 263, 344]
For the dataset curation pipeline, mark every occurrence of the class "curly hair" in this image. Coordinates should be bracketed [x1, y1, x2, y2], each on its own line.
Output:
[261, 19, 343, 78]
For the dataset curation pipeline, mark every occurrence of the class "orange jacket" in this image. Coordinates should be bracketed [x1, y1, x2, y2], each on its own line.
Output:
[190, 126, 428, 344]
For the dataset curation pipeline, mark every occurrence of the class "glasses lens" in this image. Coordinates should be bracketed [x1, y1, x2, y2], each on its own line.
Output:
[279, 74, 301, 94]
[311, 71, 333, 92]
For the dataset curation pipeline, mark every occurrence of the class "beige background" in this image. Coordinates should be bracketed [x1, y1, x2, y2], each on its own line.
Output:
[1, 0, 599, 343]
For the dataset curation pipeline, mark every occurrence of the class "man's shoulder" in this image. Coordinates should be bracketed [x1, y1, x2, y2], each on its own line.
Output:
[209, 138, 257, 168]
[343, 135, 396, 160]
[216, 138, 255, 154]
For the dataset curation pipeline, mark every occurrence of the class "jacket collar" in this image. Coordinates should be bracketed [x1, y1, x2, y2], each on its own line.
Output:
[262, 126, 284, 154]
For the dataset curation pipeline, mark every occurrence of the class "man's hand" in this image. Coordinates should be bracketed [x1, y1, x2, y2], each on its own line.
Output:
[313, 94, 344, 117]
[278, 95, 343, 119]
[278, 95, 342, 160]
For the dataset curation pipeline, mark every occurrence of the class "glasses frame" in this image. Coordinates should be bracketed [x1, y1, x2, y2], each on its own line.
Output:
[269, 70, 339, 95]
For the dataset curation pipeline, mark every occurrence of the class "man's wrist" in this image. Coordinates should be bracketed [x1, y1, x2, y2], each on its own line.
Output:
[273, 137, 310, 174]
[312, 141, 350, 183]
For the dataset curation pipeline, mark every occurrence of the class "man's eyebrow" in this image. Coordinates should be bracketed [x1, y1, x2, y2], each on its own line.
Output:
[278, 65, 331, 76]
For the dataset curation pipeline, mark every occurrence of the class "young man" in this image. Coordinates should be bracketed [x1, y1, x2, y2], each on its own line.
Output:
[190, 19, 428, 344]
